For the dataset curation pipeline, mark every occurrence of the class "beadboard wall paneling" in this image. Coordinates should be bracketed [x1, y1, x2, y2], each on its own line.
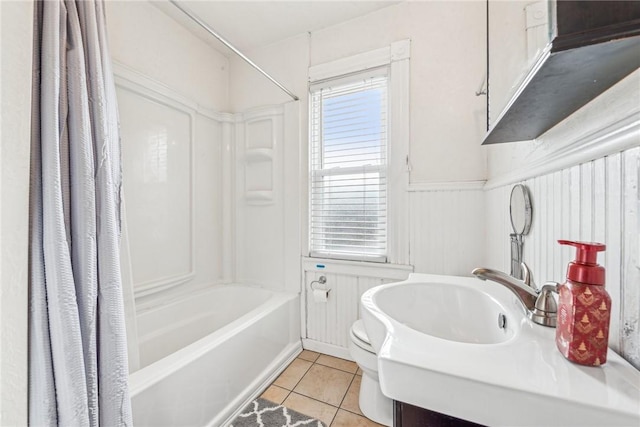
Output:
[409, 188, 486, 276]
[485, 147, 640, 367]
[302, 260, 412, 358]
[621, 148, 639, 364]
[305, 273, 386, 348]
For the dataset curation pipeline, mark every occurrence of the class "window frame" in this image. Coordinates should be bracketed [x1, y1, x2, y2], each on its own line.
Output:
[308, 68, 390, 263]
[306, 40, 411, 265]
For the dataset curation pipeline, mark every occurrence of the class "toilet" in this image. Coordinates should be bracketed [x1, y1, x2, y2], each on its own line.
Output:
[348, 319, 392, 426]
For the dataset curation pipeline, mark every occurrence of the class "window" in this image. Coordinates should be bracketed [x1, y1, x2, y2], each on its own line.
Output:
[309, 69, 388, 262]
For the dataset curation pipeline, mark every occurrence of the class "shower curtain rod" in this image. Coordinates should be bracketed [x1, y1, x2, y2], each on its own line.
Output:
[169, 0, 300, 101]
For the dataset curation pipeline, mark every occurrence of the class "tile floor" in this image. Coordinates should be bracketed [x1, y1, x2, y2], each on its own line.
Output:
[260, 350, 385, 427]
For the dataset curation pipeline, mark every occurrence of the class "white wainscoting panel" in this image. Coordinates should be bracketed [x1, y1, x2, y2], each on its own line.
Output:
[118, 87, 195, 295]
[485, 147, 640, 367]
[409, 187, 486, 276]
[302, 258, 412, 359]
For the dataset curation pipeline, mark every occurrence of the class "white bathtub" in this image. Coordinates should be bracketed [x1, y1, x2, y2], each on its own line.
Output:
[129, 285, 301, 427]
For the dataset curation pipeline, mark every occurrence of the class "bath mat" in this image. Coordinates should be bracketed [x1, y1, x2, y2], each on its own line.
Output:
[230, 397, 326, 427]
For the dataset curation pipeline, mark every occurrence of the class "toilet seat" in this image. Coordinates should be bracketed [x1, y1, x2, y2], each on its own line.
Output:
[348, 319, 392, 427]
[350, 319, 375, 353]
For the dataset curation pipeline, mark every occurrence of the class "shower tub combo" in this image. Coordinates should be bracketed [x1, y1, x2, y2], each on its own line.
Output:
[129, 285, 300, 426]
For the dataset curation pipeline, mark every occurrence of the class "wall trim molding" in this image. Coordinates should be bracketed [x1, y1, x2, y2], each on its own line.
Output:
[234, 104, 285, 122]
[134, 273, 196, 299]
[302, 339, 352, 361]
[302, 257, 413, 280]
[309, 39, 411, 83]
[112, 61, 234, 122]
[387, 42, 412, 265]
[134, 280, 233, 314]
[485, 111, 640, 190]
[408, 180, 486, 192]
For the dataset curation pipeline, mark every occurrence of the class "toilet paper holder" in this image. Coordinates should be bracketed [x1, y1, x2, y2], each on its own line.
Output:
[310, 275, 330, 293]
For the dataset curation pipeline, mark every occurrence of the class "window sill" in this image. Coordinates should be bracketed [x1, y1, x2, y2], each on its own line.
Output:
[302, 256, 413, 280]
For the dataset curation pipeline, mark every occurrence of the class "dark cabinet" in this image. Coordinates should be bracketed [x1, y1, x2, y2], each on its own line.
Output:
[484, 1, 640, 145]
[393, 401, 485, 427]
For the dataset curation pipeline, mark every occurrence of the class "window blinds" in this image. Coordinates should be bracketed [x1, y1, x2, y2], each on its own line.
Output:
[309, 71, 388, 262]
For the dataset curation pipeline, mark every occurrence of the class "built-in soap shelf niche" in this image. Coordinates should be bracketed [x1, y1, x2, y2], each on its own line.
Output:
[242, 109, 282, 205]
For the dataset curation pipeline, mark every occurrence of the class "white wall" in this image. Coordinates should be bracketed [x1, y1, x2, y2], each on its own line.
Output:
[230, 33, 309, 112]
[0, 1, 33, 424]
[228, 0, 487, 285]
[230, 1, 487, 184]
[310, 1, 487, 184]
[409, 185, 486, 275]
[106, 2, 232, 313]
[106, 1, 229, 111]
[227, 1, 639, 369]
[487, 0, 532, 127]
[228, 1, 488, 358]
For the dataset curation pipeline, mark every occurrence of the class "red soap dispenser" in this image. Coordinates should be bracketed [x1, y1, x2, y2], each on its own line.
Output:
[556, 240, 610, 366]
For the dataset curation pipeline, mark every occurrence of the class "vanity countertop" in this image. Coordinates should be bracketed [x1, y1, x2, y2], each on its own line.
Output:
[362, 273, 640, 427]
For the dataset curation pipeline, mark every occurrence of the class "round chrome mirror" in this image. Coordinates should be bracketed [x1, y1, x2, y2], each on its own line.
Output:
[510, 184, 532, 235]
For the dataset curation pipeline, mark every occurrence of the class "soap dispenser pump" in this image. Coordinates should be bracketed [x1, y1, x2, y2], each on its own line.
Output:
[556, 240, 610, 366]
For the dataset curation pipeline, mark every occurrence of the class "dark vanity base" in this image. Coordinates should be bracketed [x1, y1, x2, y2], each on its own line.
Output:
[393, 401, 486, 427]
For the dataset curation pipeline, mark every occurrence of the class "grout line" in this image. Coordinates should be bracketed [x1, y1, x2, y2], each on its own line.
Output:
[270, 388, 370, 427]
[313, 355, 359, 374]
[314, 361, 359, 375]
[290, 390, 339, 408]
[277, 383, 293, 406]
[283, 390, 340, 427]
[288, 360, 314, 392]
[336, 373, 356, 411]
[340, 407, 365, 417]
[269, 352, 367, 426]
[298, 351, 321, 363]
[271, 357, 314, 396]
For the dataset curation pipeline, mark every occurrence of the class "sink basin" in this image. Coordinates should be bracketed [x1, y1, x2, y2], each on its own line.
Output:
[361, 273, 640, 427]
[374, 282, 515, 344]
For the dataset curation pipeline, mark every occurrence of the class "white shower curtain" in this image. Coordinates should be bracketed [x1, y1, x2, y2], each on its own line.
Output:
[29, 0, 132, 425]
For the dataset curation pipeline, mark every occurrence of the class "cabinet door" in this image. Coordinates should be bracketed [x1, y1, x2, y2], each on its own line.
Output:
[393, 401, 485, 427]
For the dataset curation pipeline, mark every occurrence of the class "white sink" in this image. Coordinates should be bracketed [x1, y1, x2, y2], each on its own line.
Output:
[374, 282, 515, 344]
[361, 273, 640, 427]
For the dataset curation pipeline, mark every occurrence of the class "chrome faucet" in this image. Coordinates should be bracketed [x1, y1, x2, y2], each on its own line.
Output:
[472, 263, 558, 328]
[520, 262, 534, 289]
